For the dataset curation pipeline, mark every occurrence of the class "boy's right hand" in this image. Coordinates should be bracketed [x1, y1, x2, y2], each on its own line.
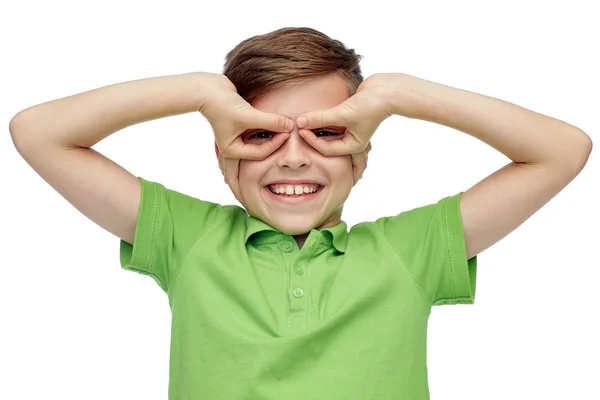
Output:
[197, 73, 294, 160]
[196, 73, 294, 202]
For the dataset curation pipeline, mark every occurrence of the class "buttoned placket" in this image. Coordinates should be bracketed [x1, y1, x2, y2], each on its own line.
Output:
[279, 233, 322, 333]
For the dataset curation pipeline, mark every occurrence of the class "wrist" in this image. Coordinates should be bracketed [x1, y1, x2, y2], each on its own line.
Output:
[194, 72, 237, 113]
[389, 73, 431, 119]
[189, 72, 214, 111]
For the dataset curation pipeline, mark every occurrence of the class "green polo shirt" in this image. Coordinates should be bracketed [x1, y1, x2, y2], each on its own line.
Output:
[120, 177, 477, 399]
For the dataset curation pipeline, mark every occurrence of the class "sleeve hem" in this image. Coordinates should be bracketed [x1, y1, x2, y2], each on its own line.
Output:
[438, 192, 477, 305]
[119, 177, 167, 292]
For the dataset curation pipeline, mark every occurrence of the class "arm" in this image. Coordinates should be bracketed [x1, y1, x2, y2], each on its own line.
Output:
[9, 73, 206, 244]
[394, 74, 593, 259]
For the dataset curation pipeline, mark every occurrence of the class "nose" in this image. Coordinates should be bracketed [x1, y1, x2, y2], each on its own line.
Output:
[275, 130, 312, 170]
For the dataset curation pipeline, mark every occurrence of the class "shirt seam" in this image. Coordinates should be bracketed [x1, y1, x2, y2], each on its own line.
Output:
[147, 181, 164, 291]
[167, 206, 235, 296]
[442, 196, 457, 300]
[376, 221, 433, 308]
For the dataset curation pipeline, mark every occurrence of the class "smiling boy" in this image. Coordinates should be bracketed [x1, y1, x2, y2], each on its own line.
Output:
[10, 27, 592, 399]
[225, 72, 356, 249]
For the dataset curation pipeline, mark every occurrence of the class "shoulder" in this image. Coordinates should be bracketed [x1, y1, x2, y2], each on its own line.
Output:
[346, 192, 462, 253]
[140, 177, 246, 237]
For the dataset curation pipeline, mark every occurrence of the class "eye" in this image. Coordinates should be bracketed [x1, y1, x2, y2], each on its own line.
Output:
[314, 130, 343, 139]
[245, 129, 343, 143]
[244, 131, 277, 144]
[247, 131, 274, 140]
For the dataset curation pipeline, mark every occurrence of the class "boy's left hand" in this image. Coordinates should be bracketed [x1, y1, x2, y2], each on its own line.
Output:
[295, 73, 399, 182]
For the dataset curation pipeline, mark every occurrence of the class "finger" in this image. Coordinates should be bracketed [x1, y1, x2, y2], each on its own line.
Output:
[296, 103, 350, 130]
[365, 141, 372, 156]
[222, 156, 238, 185]
[228, 133, 290, 160]
[298, 129, 359, 156]
[351, 151, 367, 184]
[243, 108, 294, 133]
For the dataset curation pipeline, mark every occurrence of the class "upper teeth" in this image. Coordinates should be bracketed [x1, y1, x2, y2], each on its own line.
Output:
[269, 184, 319, 195]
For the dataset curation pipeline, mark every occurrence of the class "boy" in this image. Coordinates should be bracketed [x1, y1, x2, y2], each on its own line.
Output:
[9, 27, 592, 399]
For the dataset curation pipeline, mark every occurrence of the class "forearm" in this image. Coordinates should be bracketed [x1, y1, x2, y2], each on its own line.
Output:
[10, 72, 205, 149]
[394, 74, 592, 167]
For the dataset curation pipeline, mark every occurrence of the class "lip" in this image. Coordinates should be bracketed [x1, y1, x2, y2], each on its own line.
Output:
[263, 185, 324, 204]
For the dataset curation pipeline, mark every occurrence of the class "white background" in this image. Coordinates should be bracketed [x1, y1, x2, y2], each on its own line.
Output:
[2, 1, 598, 399]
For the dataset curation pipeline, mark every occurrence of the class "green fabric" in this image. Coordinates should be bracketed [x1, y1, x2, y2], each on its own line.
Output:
[120, 177, 477, 399]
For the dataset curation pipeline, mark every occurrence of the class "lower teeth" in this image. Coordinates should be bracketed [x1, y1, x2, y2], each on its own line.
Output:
[273, 192, 315, 196]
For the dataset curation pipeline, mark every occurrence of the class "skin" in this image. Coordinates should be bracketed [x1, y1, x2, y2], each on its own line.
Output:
[215, 73, 361, 249]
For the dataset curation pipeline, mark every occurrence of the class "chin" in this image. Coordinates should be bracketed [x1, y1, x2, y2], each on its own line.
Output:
[269, 218, 318, 236]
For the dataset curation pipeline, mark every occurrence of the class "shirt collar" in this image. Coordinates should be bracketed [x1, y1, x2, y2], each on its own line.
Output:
[244, 214, 348, 253]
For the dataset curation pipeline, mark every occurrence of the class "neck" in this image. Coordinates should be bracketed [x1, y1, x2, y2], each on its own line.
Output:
[293, 233, 309, 249]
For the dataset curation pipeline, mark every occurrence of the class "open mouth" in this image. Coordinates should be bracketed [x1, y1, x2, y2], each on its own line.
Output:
[264, 183, 324, 202]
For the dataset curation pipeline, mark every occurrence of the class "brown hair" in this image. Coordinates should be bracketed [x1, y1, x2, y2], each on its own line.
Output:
[223, 27, 364, 104]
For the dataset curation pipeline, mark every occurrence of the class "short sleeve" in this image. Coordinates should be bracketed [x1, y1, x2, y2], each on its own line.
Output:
[375, 192, 477, 306]
[119, 176, 230, 293]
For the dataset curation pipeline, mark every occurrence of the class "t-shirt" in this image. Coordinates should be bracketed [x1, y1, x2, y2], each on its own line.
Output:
[120, 177, 477, 399]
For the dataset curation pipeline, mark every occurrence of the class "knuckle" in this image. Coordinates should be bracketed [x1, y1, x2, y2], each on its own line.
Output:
[308, 115, 320, 128]
[339, 102, 359, 119]
[278, 116, 288, 129]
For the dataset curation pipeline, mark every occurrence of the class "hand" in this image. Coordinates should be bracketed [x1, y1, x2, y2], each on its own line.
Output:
[295, 73, 399, 182]
[197, 73, 294, 198]
[198, 72, 294, 159]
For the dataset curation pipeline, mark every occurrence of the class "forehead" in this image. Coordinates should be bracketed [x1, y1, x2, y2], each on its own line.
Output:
[251, 73, 350, 119]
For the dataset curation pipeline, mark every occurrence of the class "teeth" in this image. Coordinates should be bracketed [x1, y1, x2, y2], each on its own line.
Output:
[269, 184, 320, 196]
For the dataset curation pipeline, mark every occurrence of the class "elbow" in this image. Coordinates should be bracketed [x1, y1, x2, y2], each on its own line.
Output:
[9, 110, 46, 152]
[9, 112, 30, 150]
[565, 130, 592, 172]
[10, 108, 47, 151]
[575, 127, 593, 150]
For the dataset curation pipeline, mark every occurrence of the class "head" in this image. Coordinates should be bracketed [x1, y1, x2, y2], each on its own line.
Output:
[217, 27, 365, 236]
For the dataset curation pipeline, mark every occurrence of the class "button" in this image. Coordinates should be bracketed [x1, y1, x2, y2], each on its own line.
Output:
[292, 287, 304, 298]
[293, 265, 304, 275]
[282, 241, 294, 253]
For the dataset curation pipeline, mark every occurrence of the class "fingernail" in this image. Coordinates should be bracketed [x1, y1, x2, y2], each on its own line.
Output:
[297, 116, 307, 129]
[285, 119, 294, 131]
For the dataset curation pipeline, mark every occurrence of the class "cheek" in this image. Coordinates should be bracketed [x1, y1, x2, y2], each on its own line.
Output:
[326, 156, 354, 185]
[238, 160, 266, 191]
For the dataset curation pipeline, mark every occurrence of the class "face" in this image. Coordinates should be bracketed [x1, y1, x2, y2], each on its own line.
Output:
[220, 73, 355, 236]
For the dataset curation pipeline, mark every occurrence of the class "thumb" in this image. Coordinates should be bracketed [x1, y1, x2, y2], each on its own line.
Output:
[297, 103, 348, 129]
[245, 108, 294, 133]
